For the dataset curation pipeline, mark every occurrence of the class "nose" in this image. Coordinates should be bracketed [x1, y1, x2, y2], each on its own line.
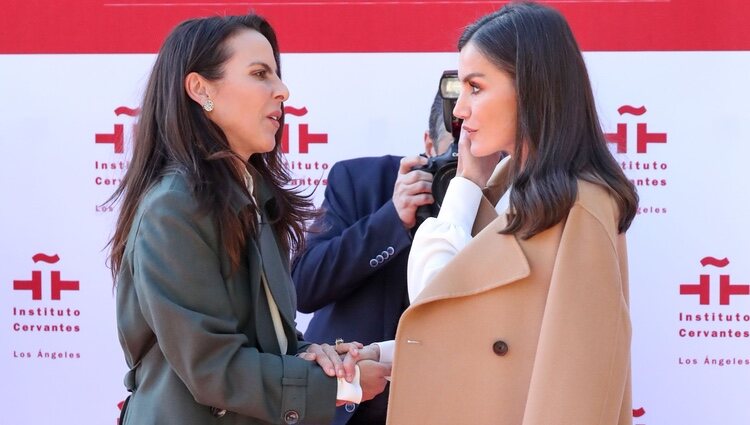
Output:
[275, 78, 290, 102]
[453, 89, 469, 120]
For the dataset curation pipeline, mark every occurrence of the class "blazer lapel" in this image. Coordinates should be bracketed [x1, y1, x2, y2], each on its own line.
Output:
[247, 239, 281, 353]
[256, 220, 296, 327]
[254, 181, 298, 352]
[225, 175, 282, 352]
[241, 176, 297, 354]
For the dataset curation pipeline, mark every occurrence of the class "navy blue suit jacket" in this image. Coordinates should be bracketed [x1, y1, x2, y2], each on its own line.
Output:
[292, 155, 412, 424]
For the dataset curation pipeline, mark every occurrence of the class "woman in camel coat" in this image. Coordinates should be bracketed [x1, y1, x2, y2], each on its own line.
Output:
[390, 158, 634, 425]
[352, 3, 639, 424]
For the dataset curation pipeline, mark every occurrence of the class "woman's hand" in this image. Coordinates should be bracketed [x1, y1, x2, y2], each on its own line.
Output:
[357, 360, 391, 402]
[298, 341, 364, 382]
[457, 130, 503, 188]
[341, 343, 381, 367]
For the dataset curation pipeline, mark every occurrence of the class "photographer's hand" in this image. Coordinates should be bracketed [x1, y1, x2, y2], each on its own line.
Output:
[393, 155, 434, 229]
[456, 131, 502, 188]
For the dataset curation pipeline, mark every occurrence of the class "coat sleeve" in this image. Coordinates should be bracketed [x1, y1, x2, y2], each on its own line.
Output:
[130, 187, 336, 424]
[522, 204, 632, 425]
[292, 161, 412, 313]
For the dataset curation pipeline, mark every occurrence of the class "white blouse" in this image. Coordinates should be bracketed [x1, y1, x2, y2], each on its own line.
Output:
[376, 174, 510, 363]
[407, 176, 510, 302]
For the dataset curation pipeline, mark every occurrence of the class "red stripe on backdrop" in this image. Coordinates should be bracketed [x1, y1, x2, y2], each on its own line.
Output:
[3, 0, 750, 53]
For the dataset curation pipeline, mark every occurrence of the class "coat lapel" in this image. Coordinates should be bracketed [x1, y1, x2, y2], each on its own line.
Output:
[485, 155, 514, 204]
[411, 214, 530, 307]
[412, 156, 529, 307]
[471, 156, 513, 236]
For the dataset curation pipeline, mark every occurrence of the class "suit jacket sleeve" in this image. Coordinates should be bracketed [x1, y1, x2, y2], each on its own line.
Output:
[521, 203, 632, 425]
[292, 160, 412, 313]
[131, 187, 336, 424]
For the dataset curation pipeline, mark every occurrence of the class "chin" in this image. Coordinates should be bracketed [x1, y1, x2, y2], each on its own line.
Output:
[470, 143, 492, 158]
[258, 139, 277, 154]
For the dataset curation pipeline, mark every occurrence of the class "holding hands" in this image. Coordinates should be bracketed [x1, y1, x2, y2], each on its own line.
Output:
[341, 343, 391, 404]
[299, 340, 391, 405]
[299, 340, 363, 381]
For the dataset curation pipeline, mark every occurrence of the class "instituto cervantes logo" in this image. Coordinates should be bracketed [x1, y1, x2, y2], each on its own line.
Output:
[677, 256, 750, 367]
[13, 253, 79, 301]
[680, 257, 749, 306]
[95, 106, 139, 155]
[94, 106, 138, 213]
[605, 105, 669, 216]
[281, 106, 328, 154]
[93, 104, 332, 191]
[282, 105, 331, 188]
[10, 253, 82, 360]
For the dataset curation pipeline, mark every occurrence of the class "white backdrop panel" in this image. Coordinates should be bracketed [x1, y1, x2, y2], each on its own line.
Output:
[1, 51, 748, 424]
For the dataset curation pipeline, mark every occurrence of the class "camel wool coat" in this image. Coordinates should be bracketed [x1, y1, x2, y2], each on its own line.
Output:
[386, 164, 633, 425]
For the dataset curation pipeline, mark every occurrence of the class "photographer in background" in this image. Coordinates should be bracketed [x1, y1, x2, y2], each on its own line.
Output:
[291, 89, 454, 425]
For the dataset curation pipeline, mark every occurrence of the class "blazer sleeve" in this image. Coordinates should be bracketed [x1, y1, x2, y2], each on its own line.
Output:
[131, 187, 336, 424]
[292, 160, 412, 313]
[521, 204, 632, 425]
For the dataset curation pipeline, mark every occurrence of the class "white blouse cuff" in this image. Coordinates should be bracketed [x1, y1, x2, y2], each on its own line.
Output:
[336, 364, 362, 403]
[437, 177, 484, 228]
[374, 340, 395, 364]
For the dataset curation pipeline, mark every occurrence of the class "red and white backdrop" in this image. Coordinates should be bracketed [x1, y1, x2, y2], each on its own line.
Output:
[2, 1, 749, 424]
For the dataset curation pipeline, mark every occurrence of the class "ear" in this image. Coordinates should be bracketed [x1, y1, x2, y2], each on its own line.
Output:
[423, 131, 436, 158]
[184, 72, 211, 107]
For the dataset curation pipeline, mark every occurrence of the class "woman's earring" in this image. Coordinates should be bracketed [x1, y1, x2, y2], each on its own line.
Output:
[202, 98, 214, 112]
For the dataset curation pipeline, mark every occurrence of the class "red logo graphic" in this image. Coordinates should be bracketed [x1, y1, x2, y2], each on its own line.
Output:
[12, 253, 79, 300]
[680, 257, 749, 305]
[633, 406, 646, 425]
[95, 106, 140, 153]
[95, 105, 327, 155]
[116, 399, 126, 425]
[606, 105, 666, 154]
[281, 106, 328, 154]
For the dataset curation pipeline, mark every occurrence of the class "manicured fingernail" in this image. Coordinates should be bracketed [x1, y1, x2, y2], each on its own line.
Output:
[327, 368, 335, 375]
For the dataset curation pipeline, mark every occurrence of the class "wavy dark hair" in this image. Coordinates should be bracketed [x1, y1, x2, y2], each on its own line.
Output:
[107, 14, 314, 280]
[459, 1, 638, 238]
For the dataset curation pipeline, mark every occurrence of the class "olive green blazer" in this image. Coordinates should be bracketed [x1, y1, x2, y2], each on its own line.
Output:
[116, 172, 336, 425]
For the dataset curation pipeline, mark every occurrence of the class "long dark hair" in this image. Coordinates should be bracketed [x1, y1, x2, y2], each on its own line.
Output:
[107, 14, 314, 280]
[459, 2, 638, 238]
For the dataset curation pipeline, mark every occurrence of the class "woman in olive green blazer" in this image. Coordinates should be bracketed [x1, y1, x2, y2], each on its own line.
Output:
[108, 14, 388, 425]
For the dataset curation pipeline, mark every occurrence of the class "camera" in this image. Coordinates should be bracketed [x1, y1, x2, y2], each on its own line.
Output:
[414, 70, 462, 226]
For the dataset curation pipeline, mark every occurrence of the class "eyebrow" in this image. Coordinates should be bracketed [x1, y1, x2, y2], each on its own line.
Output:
[248, 61, 277, 74]
[461, 72, 485, 82]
